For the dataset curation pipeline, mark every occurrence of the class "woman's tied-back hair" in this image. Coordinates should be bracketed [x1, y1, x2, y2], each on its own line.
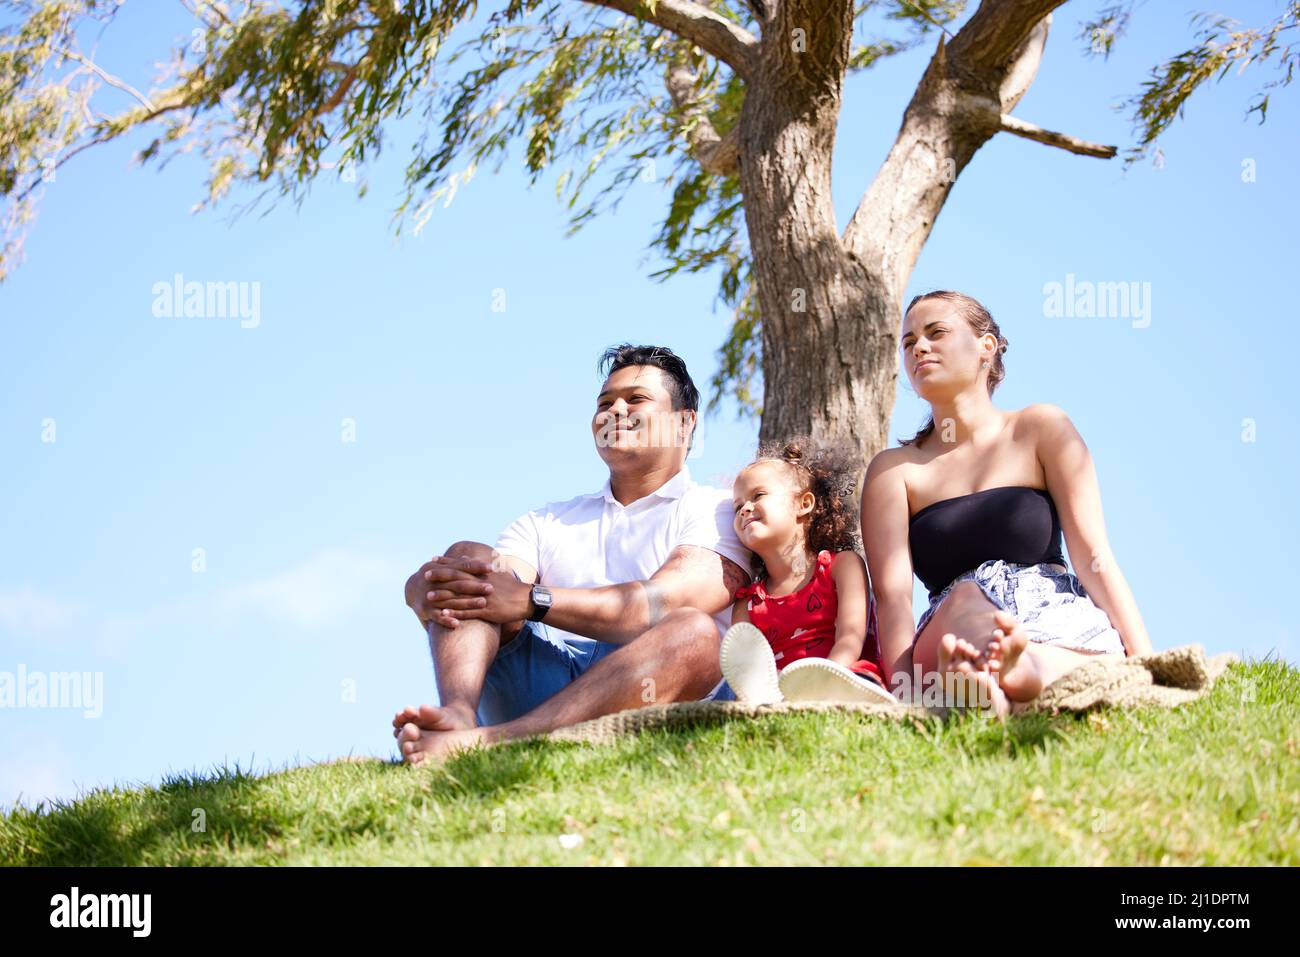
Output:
[746, 438, 862, 582]
[898, 290, 1009, 449]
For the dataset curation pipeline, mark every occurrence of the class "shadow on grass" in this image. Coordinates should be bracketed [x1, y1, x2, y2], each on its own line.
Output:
[4, 740, 617, 865]
[2, 764, 293, 866]
[431, 735, 582, 797]
[629, 705, 1087, 759]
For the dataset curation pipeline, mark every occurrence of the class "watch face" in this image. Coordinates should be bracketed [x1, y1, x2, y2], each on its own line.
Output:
[529, 585, 552, 621]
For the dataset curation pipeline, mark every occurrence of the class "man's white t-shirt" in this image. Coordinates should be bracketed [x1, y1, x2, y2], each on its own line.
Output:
[494, 466, 751, 647]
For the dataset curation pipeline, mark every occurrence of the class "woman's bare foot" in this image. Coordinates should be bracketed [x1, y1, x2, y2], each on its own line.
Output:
[937, 632, 981, 673]
[965, 668, 1009, 719]
[983, 610, 1042, 703]
[937, 633, 1009, 718]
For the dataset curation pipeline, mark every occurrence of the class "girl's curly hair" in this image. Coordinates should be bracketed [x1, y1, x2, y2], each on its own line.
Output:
[744, 438, 863, 582]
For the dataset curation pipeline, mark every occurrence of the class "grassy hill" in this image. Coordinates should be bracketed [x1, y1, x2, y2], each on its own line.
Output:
[3, 659, 1296, 865]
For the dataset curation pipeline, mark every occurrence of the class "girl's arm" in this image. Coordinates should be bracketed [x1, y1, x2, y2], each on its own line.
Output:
[861, 448, 918, 688]
[730, 596, 750, 627]
[1032, 404, 1153, 656]
[828, 551, 870, 667]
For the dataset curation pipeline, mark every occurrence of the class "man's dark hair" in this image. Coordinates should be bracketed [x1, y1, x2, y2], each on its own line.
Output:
[597, 344, 700, 413]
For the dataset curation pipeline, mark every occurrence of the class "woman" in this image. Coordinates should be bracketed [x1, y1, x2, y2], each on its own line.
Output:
[861, 290, 1152, 715]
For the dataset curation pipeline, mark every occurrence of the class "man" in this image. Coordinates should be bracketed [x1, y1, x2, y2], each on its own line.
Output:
[392, 344, 751, 764]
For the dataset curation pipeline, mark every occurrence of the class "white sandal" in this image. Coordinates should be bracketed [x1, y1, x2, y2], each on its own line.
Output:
[778, 657, 898, 706]
[719, 622, 782, 705]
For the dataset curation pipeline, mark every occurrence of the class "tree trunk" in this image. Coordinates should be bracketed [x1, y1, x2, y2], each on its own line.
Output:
[736, 0, 900, 471]
[738, 1, 1060, 471]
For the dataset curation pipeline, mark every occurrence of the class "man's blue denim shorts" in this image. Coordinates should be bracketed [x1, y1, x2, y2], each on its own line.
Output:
[471, 621, 733, 727]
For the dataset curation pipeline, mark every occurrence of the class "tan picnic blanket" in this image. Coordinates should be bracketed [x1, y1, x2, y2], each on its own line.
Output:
[547, 644, 1238, 746]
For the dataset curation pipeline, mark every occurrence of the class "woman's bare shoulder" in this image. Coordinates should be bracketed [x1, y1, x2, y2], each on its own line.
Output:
[865, 445, 922, 515]
[1013, 403, 1072, 429]
[1011, 403, 1078, 447]
[867, 442, 924, 476]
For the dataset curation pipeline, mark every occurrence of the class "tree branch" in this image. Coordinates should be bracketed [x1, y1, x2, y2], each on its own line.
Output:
[996, 11, 1048, 112]
[663, 60, 739, 175]
[581, 0, 760, 78]
[743, 0, 773, 28]
[768, 0, 856, 97]
[54, 48, 157, 112]
[946, 0, 1064, 74]
[842, 1, 1079, 295]
[11, 83, 198, 205]
[998, 114, 1117, 157]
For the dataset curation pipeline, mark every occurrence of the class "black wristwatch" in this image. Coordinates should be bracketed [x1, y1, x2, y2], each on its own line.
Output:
[527, 584, 553, 622]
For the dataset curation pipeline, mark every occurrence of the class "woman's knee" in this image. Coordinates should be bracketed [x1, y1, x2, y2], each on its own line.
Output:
[914, 583, 996, 665]
[935, 582, 1000, 629]
[919, 582, 984, 634]
[940, 581, 991, 614]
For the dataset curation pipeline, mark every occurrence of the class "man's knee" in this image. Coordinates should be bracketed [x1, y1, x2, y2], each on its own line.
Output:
[445, 541, 521, 642]
[445, 540, 496, 562]
[658, 607, 721, 657]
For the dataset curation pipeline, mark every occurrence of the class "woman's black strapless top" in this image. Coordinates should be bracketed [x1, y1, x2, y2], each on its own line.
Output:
[908, 486, 1066, 599]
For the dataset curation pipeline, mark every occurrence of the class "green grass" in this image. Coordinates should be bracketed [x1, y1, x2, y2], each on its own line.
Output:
[3, 660, 1297, 865]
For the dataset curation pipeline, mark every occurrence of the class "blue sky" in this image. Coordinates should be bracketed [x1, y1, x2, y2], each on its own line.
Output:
[2, 1, 1296, 811]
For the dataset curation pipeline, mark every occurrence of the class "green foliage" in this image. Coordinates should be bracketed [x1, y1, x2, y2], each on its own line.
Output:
[707, 279, 761, 418]
[2, 660, 1296, 865]
[883, 0, 965, 35]
[0, 0, 1293, 405]
[1074, 1, 1298, 163]
[0, 0, 119, 275]
[0, 0, 925, 414]
[1076, 1, 1133, 61]
[1123, 4, 1297, 162]
[848, 37, 911, 71]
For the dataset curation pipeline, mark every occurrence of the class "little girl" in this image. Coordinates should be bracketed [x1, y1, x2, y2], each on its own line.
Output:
[722, 441, 894, 705]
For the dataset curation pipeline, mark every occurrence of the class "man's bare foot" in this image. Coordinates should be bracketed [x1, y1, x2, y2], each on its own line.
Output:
[390, 703, 477, 740]
[396, 722, 489, 766]
[937, 633, 1008, 718]
[983, 610, 1042, 702]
